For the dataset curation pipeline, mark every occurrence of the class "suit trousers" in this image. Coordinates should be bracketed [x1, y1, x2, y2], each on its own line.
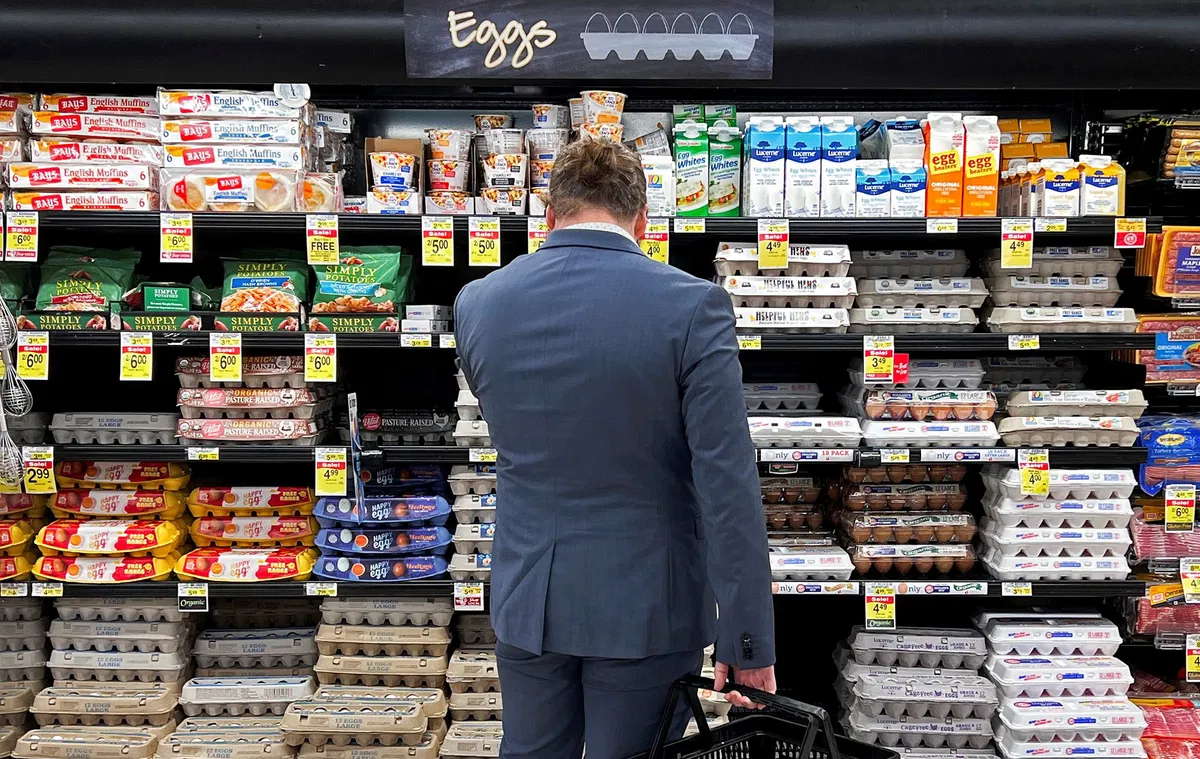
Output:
[495, 641, 705, 759]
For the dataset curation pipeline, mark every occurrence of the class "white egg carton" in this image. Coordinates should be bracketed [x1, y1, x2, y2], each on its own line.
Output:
[455, 391, 481, 422]
[979, 520, 1131, 559]
[996, 416, 1139, 447]
[721, 276, 858, 309]
[454, 495, 496, 525]
[862, 421, 999, 448]
[453, 523, 495, 555]
[454, 420, 491, 447]
[49, 413, 179, 445]
[0, 649, 45, 681]
[971, 609, 1103, 630]
[850, 359, 985, 390]
[851, 673, 997, 719]
[981, 547, 1130, 581]
[47, 649, 188, 683]
[994, 696, 1145, 742]
[849, 308, 979, 334]
[48, 620, 190, 654]
[856, 279, 989, 309]
[982, 356, 1087, 385]
[850, 250, 970, 278]
[768, 545, 854, 580]
[441, 721, 503, 758]
[835, 645, 977, 684]
[983, 617, 1121, 656]
[179, 676, 316, 716]
[448, 553, 491, 582]
[981, 493, 1133, 529]
[319, 597, 454, 627]
[449, 466, 496, 497]
[0, 600, 42, 622]
[843, 709, 993, 749]
[449, 691, 503, 721]
[986, 307, 1139, 333]
[848, 627, 987, 669]
[888, 751, 997, 759]
[986, 275, 1122, 308]
[1005, 390, 1146, 419]
[715, 242, 852, 277]
[985, 654, 1133, 699]
[55, 599, 185, 624]
[192, 628, 317, 668]
[981, 246, 1124, 279]
[0, 618, 47, 651]
[745, 383, 823, 411]
[748, 416, 862, 448]
[733, 307, 851, 333]
[981, 466, 1136, 501]
[994, 727, 1146, 759]
[312, 654, 448, 688]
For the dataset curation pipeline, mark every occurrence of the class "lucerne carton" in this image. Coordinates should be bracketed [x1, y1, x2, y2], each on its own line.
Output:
[855, 160, 891, 217]
[708, 125, 742, 217]
[784, 116, 821, 217]
[962, 115, 1000, 216]
[820, 115, 857, 217]
[673, 121, 709, 216]
[1036, 159, 1081, 217]
[1079, 154, 1126, 216]
[924, 112, 965, 216]
[885, 117, 926, 161]
[744, 116, 786, 217]
[889, 159, 926, 217]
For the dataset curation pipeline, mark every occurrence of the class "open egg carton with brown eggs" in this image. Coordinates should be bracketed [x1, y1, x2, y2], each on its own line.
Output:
[842, 483, 968, 512]
[980, 246, 1124, 279]
[844, 389, 998, 422]
[843, 464, 969, 485]
[855, 278, 989, 309]
[849, 250, 970, 279]
[848, 359, 985, 390]
[839, 511, 977, 545]
[715, 242, 852, 277]
[847, 543, 978, 577]
[721, 276, 858, 309]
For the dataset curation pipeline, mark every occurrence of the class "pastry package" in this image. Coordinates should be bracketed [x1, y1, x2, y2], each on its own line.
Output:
[39, 94, 158, 115]
[28, 139, 163, 165]
[161, 119, 306, 145]
[162, 143, 311, 169]
[31, 111, 160, 141]
[8, 163, 157, 189]
[10, 190, 157, 211]
[161, 168, 302, 212]
[158, 90, 312, 119]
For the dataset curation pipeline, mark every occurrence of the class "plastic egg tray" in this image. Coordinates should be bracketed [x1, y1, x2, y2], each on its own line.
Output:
[768, 545, 854, 580]
[175, 356, 306, 389]
[446, 649, 500, 694]
[453, 419, 491, 447]
[50, 413, 179, 445]
[849, 308, 979, 333]
[986, 307, 1139, 333]
[994, 727, 1146, 759]
[449, 553, 491, 581]
[453, 495, 496, 524]
[762, 476, 822, 504]
[997, 416, 1139, 447]
[745, 383, 823, 411]
[47, 649, 188, 683]
[849, 250, 970, 278]
[450, 691, 503, 722]
[984, 654, 1132, 698]
[981, 246, 1124, 279]
[981, 493, 1132, 529]
[981, 466, 1136, 501]
[722, 276, 858, 309]
[0, 618, 46, 652]
[849, 359, 984, 390]
[843, 484, 967, 512]
[994, 696, 1146, 742]
[185, 486, 315, 518]
[449, 466, 496, 497]
[319, 598, 453, 628]
[856, 278, 989, 309]
[852, 390, 998, 422]
[862, 421, 999, 448]
[55, 598, 184, 624]
[313, 654, 448, 688]
[848, 627, 987, 669]
[851, 673, 998, 719]
[983, 617, 1120, 656]
[986, 275, 1122, 308]
[842, 511, 976, 544]
[980, 547, 1130, 581]
[733, 308, 851, 333]
[749, 416, 862, 448]
[442, 721, 503, 758]
[280, 700, 428, 747]
[453, 523, 495, 554]
[1005, 390, 1146, 418]
[48, 619, 189, 654]
[982, 356, 1087, 385]
[180, 676, 316, 716]
[715, 242, 852, 277]
[979, 520, 1131, 558]
[848, 543, 976, 576]
[844, 465, 968, 484]
[456, 391, 481, 422]
[315, 624, 451, 657]
[192, 516, 318, 547]
[843, 709, 994, 749]
[193, 628, 318, 668]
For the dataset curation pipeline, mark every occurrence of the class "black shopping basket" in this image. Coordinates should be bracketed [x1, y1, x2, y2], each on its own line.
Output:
[633, 675, 900, 759]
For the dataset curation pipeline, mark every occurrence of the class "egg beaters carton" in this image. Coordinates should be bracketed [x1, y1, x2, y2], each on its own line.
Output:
[889, 159, 926, 218]
[1079, 155, 1125, 216]
[963, 116, 1000, 217]
[744, 116, 785, 217]
[855, 160, 890, 217]
[1036, 159, 1081, 217]
[820, 115, 857, 217]
[784, 117, 820, 218]
[924, 112, 965, 216]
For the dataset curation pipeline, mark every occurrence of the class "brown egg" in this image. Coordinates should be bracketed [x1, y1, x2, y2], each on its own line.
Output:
[865, 398, 887, 419]
[955, 555, 976, 572]
[949, 492, 968, 509]
[947, 465, 968, 482]
[391, 562, 407, 578]
[51, 527, 69, 546]
[769, 514, 786, 529]
[781, 487, 801, 504]
[872, 526, 893, 543]
[916, 556, 936, 573]
[955, 525, 976, 542]
[64, 491, 82, 507]
[910, 403, 932, 421]
[914, 526, 935, 542]
[44, 557, 65, 574]
[979, 399, 997, 419]
[853, 556, 873, 574]
[950, 404, 975, 420]
[887, 495, 908, 511]
[191, 556, 210, 574]
[868, 468, 888, 484]
[896, 527, 917, 544]
[894, 556, 914, 575]
[927, 466, 948, 482]
[867, 493, 888, 510]
[826, 482, 841, 500]
[851, 525, 871, 542]
[799, 487, 820, 503]
[933, 525, 955, 542]
[886, 401, 908, 419]
[846, 467, 868, 483]
[927, 493, 947, 509]
[886, 466, 908, 483]
[934, 556, 955, 573]
[846, 493, 866, 511]
[805, 513, 823, 529]
[873, 556, 893, 573]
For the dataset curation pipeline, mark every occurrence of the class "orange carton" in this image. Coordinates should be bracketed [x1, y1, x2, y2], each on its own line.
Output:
[1001, 144, 1035, 160]
[997, 118, 1020, 134]
[1034, 142, 1069, 159]
[1019, 118, 1053, 133]
[962, 116, 1000, 216]
[923, 112, 964, 217]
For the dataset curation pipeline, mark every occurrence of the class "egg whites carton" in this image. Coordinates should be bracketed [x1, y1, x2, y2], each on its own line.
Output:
[986, 275, 1122, 308]
[856, 279, 989, 309]
[985, 307, 1138, 333]
[993, 727, 1145, 759]
[768, 545, 855, 580]
[714, 243, 852, 277]
[983, 617, 1120, 657]
[0, 686, 34, 725]
[984, 654, 1131, 698]
[721, 276, 858, 309]
[446, 649, 500, 694]
[175, 356, 306, 389]
[48, 620, 190, 654]
[862, 421, 999, 448]
[981, 466, 1136, 501]
[179, 676, 315, 717]
[319, 597, 454, 627]
[453, 523, 495, 555]
[453, 420, 491, 447]
[848, 627, 986, 669]
[745, 383, 823, 411]
[1004, 390, 1146, 419]
[155, 732, 297, 759]
[314, 624, 451, 657]
[748, 416, 862, 448]
[851, 673, 997, 719]
[981, 246, 1124, 279]
[980, 546, 1130, 581]
[280, 700, 427, 747]
[979, 519, 1131, 559]
[982, 356, 1088, 385]
[192, 628, 317, 668]
[449, 466, 496, 497]
[453, 495, 496, 525]
[47, 649, 188, 683]
[0, 599, 43, 622]
[12, 728, 159, 759]
[0, 649, 46, 681]
[449, 692, 502, 722]
[842, 709, 993, 749]
[849, 308, 979, 334]
[733, 307, 851, 333]
[996, 416, 1139, 447]
[312, 654, 448, 688]
[850, 250, 970, 279]
[441, 721, 503, 758]
[30, 683, 179, 726]
[50, 414, 178, 445]
[455, 391, 481, 422]
[981, 493, 1133, 529]
[850, 359, 985, 391]
[0, 617, 47, 651]
[994, 696, 1145, 743]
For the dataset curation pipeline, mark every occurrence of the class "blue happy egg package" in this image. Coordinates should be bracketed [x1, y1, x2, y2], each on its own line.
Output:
[312, 554, 449, 582]
[314, 495, 452, 528]
[316, 526, 453, 556]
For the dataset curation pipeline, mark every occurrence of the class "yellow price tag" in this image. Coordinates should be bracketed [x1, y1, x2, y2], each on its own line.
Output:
[639, 218, 669, 264]
[209, 332, 242, 383]
[926, 218, 958, 234]
[1114, 217, 1147, 249]
[120, 332, 153, 381]
[1002, 582, 1033, 597]
[1000, 218, 1034, 269]
[304, 333, 337, 383]
[306, 214, 339, 265]
[187, 447, 219, 461]
[5, 212, 38, 262]
[1035, 218, 1067, 233]
[16, 331, 48, 381]
[422, 216, 455, 266]
[1166, 484, 1197, 533]
[757, 219, 789, 269]
[1018, 448, 1050, 497]
[306, 582, 339, 597]
[1188, 635, 1200, 683]
[864, 583, 896, 630]
[862, 335, 895, 384]
[673, 218, 706, 234]
[470, 448, 498, 463]
[21, 446, 55, 494]
[469, 217, 501, 267]
[401, 334, 433, 348]
[1008, 334, 1040, 351]
[315, 447, 348, 497]
[454, 582, 486, 611]
[160, 212, 194, 263]
[737, 335, 762, 350]
[527, 217, 549, 254]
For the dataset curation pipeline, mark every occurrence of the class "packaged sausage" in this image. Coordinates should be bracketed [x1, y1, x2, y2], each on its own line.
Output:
[175, 356, 305, 389]
[986, 307, 1138, 333]
[996, 416, 1139, 447]
[315, 527, 452, 556]
[177, 388, 328, 420]
[175, 546, 318, 582]
[849, 250, 969, 278]
[1005, 390, 1146, 418]
[841, 511, 977, 544]
[29, 139, 164, 165]
[848, 543, 976, 576]
[36, 519, 185, 557]
[715, 243, 851, 277]
[313, 496, 451, 528]
[11, 190, 158, 211]
[843, 464, 968, 484]
[31, 111, 160, 141]
[855, 279, 989, 309]
[8, 162, 157, 189]
[733, 308, 851, 333]
[190, 516, 318, 547]
[855, 390, 997, 421]
[1154, 226, 1200, 296]
[722, 276, 858, 309]
[982, 246, 1124, 279]
[849, 307, 979, 334]
[177, 419, 325, 446]
[162, 168, 302, 212]
[986, 275, 1122, 307]
[843, 484, 967, 512]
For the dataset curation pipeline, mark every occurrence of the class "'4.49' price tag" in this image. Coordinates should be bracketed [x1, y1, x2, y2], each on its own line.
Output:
[757, 219, 789, 270]
[1166, 483, 1197, 533]
[314, 447, 348, 497]
[22, 446, 55, 495]
[1188, 634, 1200, 683]
[119, 332, 153, 382]
[209, 333, 242, 384]
[1018, 448, 1050, 497]
[16, 332, 48, 381]
[864, 583, 896, 630]
[1000, 218, 1034, 269]
[640, 218, 669, 264]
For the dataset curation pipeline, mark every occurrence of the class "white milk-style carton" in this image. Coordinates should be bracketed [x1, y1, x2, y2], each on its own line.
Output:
[744, 116, 786, 217]
[642, 155, 676, 217]
[962, 115, 1000, 217]
[856, 160, 891, 217]
[784, 116, 821, 217]
[1036, 159, 1081, 217]
[673, 121, 709, 217]
[708, 126, 742, 217]
[820, 115, 857, 217]
[924, 112, 965, 217]
[885, 117, 926, 161]
[890, 159, 927, 218]
[1079, 154, 1126, 216]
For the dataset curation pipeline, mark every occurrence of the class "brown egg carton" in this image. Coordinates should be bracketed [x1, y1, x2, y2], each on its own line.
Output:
[313, 655, 447, 688]
[14, 728, 158, 759]
[841, 510, 977, 544]
[847, 542, 977, 576]
[297, 736, 440, 759]
[843, 465, 968, 484]
[764, 506, 825, 531]
[446, 649, 500, 695]
[449, 692, 503, 721]
[0, 685, 34, 725]
[312, 686, 446, 725]
[860, 390, 997, 422]
[31, 683, 179, 727]
[761, 477, 822, 505]
[843, 484, 967, 512]
[441, 722, 503, 759]
[280, 700, 427, 746]
[314, 624, 451, 657]
[155, 732, 296, 759]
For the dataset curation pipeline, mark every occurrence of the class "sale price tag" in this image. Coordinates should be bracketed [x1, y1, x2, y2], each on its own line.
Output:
[1182, 559, 1200, 603]
[1001, 582, 1033, 597]
[527, 217, 549, 254]
[304, 333, 337, 383]
[757, 219, 789, 270]
[1018, 448, 1050, 497]
[422, 216, 455, 266]
[640, 218, 669, 264]
[469, 216, 501, 267]
[178, 582, 208, 613]
[1188, 634, 1200, 683]
[926, 218, 958, 234]
[1000, 218, 1034, 269]
[21, 446, 55, 495]
[5, 212, 37, 262]
[306, 214, 339, 265]
[209, 333, 242, 384]
[187, 447, 219, 461]
[314, 447, 348, 497]
[863, 335, 895, 384]
[1115, 217, 1148, 249]
[674, 218, 705, 234]
[119, 332, 153, 382]
[1166, 484, 1197, 533]
[16, 332, 48, 381]
[454, 582, 485, 611]
[1008, 334, 1040, 351]
[864, 583, 897, 630]
[160, 212, 194, 263]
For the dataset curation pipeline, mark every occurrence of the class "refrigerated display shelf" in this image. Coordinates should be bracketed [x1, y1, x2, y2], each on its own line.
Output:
[770, 579, 1148, 597]
[52, 444, 473, 463]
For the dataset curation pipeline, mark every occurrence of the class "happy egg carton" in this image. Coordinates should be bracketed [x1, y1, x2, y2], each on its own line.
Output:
[47, 649, 188, 683]
[448, 553, 491, 582]
[980, 547, 1130, 581]
[981, 466, 1136, 501]
[446, 649, 500, 694]
[312, 654, 448, 688]
[453, 420, 491, 447]
[856, 279, 989, 309]
[862, 421, 999, 448]
[448, 692, 502, 722]
[986, 275, 1122, 308]
[192, 628, 317, 668]
[768, 545, 855, 580]
[1004, 390, 1146, 418]
[994, 727, 1146, 759]
[994, 696, 1145, 743]
[453, 523, 495, 555]
[979, 519, 1131, 559]
[982, 356, 1088, 385]
[721, 276, 858, 309]
[48, 620, 191, 654]
[319, 597, 454, 627]
[50, 414, 178, 445]
[449, 467, 496, 497]
[314, 624, 451, 657]
[984, 654, 1132, 698]
[981, 493, 1133, 529]
[985, 307, 1139, 333]
[996, 416, 1139, 447]
[847, 627, 987, 670]
[0, 618, 47, 651]
[850, 250, 970, 279]
[850, 359, 984, 390]
[155, 731, 297, 759]
[981, 246, 1124, 279]
[453, 495, 496, 525]
[749, 416, 862, 448]
[849, 308, 979, 334]
[850, 673, 997, 720]
[179, 676, 316, 717]
[733, 307, 851, 333]
[280, 700, 427, 747]
[441, 722, 503, 758]
[842, 709, 994, 749]
[0, 599, 43, 622]
[31, 683, 179, 726]
[298, 740, 439, 759]
[12, 728, 160, 759]
[982, 617, 1121, 656]
[54, 598, 183, 623]
[745, 383, 823, 411]
[715, 242, 852, 277]
[176, 356, 306, 389]
[0, 649, 46, 681]
[0, 686, 34, 725]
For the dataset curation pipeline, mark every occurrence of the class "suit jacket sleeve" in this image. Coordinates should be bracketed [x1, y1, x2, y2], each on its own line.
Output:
[680, 285, 776, 669]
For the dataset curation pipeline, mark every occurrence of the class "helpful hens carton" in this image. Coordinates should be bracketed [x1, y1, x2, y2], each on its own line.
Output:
[784, 117, 821, 218]
[924, 112, 965, 217]
[820, 115, 857, 217]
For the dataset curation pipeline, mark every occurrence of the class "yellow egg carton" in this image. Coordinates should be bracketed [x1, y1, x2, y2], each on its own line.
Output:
[0, 552, 36, 581]
[51, 490, 188, 520]
[189, 516, 317, 547]
[0, 519, 35, 557]
[36, 519, 187, 558]
[175, 546, 317, 582]
[0, 493, 47, 520]
[34, 554, 178, 584]
[186, 487, 315, 518]
[56, 462, 192, 491]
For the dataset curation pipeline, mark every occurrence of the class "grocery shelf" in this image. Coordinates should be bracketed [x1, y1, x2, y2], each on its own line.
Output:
[1, 579, 471, 599]
[39, 331, 456, 349]
[53, 444, 473, 463]
[770, 579, 1148, 598]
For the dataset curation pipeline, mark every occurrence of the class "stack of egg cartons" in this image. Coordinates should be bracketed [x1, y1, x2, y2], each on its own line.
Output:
[978, 612, 1143, 759]
[446, 646, 502, 725]
[454, 366, 492, 456]
[716, 242, 853, 334]
[0, 598, 46, 750]
[981, 356, 1089, 420]
[441, 720, 502, 759]
[14, 93, 160, 212]
[997, 388, 1146, 449]
[0, 500, 39, 584]
[836, 626, 996, 752]
[181, 624, 317, 718]
[685, 645, 731, 738]
[979, 465, 1136, 581]
[847, 249, 978, 334]
[450, 462, 496, 588]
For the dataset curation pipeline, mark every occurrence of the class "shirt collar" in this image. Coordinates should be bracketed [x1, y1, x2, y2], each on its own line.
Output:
[558, 221, 638, 245]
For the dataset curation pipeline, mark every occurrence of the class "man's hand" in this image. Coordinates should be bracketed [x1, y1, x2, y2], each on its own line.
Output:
[713, 661, 776, 709]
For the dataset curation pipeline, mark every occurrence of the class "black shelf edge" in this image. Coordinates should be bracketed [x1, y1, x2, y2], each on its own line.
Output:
[52, 445, 472, 463]
[39, 331, 456, 349]
[770, 579, 1147, 598]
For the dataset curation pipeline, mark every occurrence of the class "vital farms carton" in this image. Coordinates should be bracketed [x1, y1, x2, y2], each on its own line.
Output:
[820, 115, 857, 218]
[924, 112, 965, 216]
[744, 117, 786, 217]
[673, 121, 709, 217]
[963, 115, 1000, 216]
[708, 125, 741, 217]
[784, 117, 821, 217]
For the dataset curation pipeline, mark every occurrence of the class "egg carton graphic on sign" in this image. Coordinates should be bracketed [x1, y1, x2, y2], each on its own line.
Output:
[581, 12, 759, 61]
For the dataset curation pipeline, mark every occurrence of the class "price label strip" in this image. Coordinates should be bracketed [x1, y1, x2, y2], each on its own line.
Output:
[454, 582, 485, 611]
[178, 583, 209, 613]
[209, 333, 242, 384]
[1001, 582, 1033, 597]
[119, 332, 153, 382]
[1000, 218, 1034, 269]
[5, 211, 37, 262]
[0, 583, 27, 598]
[422, 216, 455, 266]
[737, 335, 762, 351]
[187, 447, 219, 462]
[1018, 448, 1050, 497]
[315, 447, 348, 497]
[1189, 634, 1200, 683]
[640, 218, 669, 264]
[306, 582, 338, 597]
[22, 446, 55, 495]
[864, 583, 897, 630]
[470, 448, 498, 463]
[757, 218, 789, 270]
[527, 217, 549, 254]
[401, 334, 432, 348]
[304, 333, 337, 383]
[863, 335, 895, 384]
[306, 214, 340, 265]
[16, 331, 48, 381]
[160, 212, 194, 263]
[1115, 217, 1148, 249]
[1167, 484, 1198, 533]
[674, 218, 705, 234]
[469, 217, 501, 267]
[926, 218, 958, 234]
[1034, 218, 1067, 233]
[1008, 334, 1040, 351]
[31, 582, 63, 598]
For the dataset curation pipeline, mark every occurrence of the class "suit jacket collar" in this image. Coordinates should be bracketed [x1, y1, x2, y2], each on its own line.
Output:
[537, 228, 646, 257]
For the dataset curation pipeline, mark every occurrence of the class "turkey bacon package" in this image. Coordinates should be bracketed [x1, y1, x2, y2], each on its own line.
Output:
[220, 254, 308, 313]
[34, 246, 139, 312]
[311, 247, 411, 315]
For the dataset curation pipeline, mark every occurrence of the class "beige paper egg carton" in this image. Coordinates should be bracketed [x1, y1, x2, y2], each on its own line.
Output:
[0, 685, 34, 726]
[446, 650, 499, 695]
[31, 683, 179, 727]
[985, 307, 1138, 333]
[175, 717, 283, 732]
[319, 598, 454, 628]
[195, 667, 312, 679]
[281, 701, 427, 746]
[448, 555, 490, 582]
[13, 728, 159, 759]
[49, 620, 193, 654]
[315, 625, 451, 658]
[55, 599, 185, 624]
[312, 685, 446, 720]
[47, 650, 189, 684]
[155, 732, 296, 759]
[192, 628, 318, 669]
[0, 650, 46, 682]
[448, 692, 502, 722]
[297, 736, 440, 759]
[210, 601, 320, 630]
[0, 726, 16, 759]
[179, 675, 316, 717]
[313, 655, 447, 688]
[454, 617, 496, 648]
[0, 600, 43, 623]
[440, 722, 502, 759]
[0, 618, 48, 652]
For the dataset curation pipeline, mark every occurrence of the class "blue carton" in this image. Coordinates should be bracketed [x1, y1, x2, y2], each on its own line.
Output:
[314, 496, 451, 528]
[316, 526, 452, 556]
[313, 555, 448, 582]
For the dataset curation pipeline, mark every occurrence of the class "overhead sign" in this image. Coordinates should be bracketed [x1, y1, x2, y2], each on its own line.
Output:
[405, 1, 774, 79]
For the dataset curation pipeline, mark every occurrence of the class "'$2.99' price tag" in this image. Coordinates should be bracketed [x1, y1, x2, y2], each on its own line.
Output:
[1018, 448, 1050, 497]
[1166, 483, 1197, 533]
[22, 446, 55, 494]
[314, 448, 348, 497]
[864, 583, 896, 630]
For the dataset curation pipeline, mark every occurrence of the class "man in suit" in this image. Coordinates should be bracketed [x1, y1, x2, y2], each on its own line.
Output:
[455, 137, 774, 759]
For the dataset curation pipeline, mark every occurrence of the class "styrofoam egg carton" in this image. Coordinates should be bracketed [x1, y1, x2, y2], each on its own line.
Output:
[981, 493, 1133, 529]
[0, 600, 43, 622]
[721, 276, 858, 309]
[981, 467, 1136, 501]
[982, 356, 1087, 385]
[980, 519, 1131, 559]
[850, 250, 970, 278]
[0, 618, 47, 651]
[863, 421, 999, 448]
[180, 675, 316, 716]
[734, 307, 850, 333]
[851, 673, 997, 719]
[715, 242, 852, 277]
[448, 553, 491, 581]
[0, 649, 45, 681]
[997, 416, 1139, 447]
[745, 383, 822, 411]
[48, 619, 190, 654]
[193, 628, 317, 668]
[986, 307, 1138, 333]
[843, 709, 993, 749]
[1005, 390, 1146, 419]
[47, 649, 188, 683]
[985, 654, 1131, 698]
[455, 390, 481, 422]
[850, 359, 984, 390]
[749, 416, 861, 447]
[983, 617, 1120, 656]
[453, 523, 494, 554]
[768, 545, 854, 580]
[454, 419, 491, 447]
[970, 609, 1102, 631]
[453, 494, 497, 525]
[981, 546, 1130, 581]
[994, 725, 1146, 759]
[319, 597, 453, 627]
[848, 627, 987, 669]
[849, 307, 979, 334]
[49, 413, 178, 445]
[986, 275, 1122, 308]
[449, 465, 496, 497]
[994, 696, 1145, 742]
[981, 246, 1124, 279]
[856, 278, 989, 309]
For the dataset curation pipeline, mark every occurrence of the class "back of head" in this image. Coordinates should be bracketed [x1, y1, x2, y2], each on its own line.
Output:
[548, 138, 647, 223]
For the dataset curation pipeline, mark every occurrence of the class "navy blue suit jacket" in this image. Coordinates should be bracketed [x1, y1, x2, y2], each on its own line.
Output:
[455, 228, 774, 668]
